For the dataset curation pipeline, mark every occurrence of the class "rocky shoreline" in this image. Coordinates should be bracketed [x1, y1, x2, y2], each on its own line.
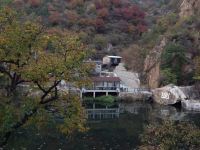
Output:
[152, 84, 200, 111]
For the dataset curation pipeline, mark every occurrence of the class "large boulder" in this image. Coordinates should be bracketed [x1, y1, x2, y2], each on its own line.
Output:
[153, 84, 187, 105]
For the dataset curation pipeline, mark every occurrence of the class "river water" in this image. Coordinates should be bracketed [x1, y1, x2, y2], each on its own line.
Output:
[5, 102, 200, 150]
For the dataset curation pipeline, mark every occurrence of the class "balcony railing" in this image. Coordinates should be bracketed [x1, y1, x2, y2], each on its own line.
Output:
[83, 86, 120, 91]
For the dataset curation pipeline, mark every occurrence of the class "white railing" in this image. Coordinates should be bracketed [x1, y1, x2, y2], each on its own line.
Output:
[86, 108, 120, 119]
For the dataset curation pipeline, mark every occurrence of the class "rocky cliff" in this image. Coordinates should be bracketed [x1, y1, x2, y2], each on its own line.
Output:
[144, 0, 200, 89]
[179, 0, 200, 18]
[144, 38, 168, 89]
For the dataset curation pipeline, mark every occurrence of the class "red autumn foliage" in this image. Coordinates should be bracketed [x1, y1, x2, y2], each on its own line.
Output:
[28, 0, 41, 7]
[121, 7, 133, 20]
[79, 18, 95, 26]
[121, 0, 131, 7]
[118, 20, 129, 32]
[95, 18, 105, 29]
[111, 0, 121, 7]
[65, 10, 79, 23]
[113, 4, 145, 20]
[137, 24, 148, 33]
[13, 0, 24, 7]
[113, 8, 121, 18]
[68, 0, 84, 9]
[95, 0, 110, 9]
[48, 11, 62, 24]
[47, 3, 56, 11]
[97, 8, 109, 19]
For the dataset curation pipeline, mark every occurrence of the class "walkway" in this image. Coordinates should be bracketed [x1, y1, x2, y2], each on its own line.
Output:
[113, 63, 140, 89]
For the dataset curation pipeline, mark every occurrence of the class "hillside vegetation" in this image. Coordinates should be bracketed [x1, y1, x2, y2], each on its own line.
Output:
[2, 0, 200, 87]
[140, 0, 200, 87]
[11, 0, 148, 57]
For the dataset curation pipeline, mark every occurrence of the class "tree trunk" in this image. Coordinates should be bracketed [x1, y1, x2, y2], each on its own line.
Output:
[6, 73, 24, 96]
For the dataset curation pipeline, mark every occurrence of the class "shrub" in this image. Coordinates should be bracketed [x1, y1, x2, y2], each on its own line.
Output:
[161, 43, 186, 85]
[160, 68, 177, 85]
[139, 121, 200, 150]
[93, 34, 107, 50]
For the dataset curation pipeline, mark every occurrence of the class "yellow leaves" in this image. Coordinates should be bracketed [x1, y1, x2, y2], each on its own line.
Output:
[57, 96, 87, 136]
[0, 7, 16, 25]
[0, 8, 92, 139]
[0, 8, 92, 95]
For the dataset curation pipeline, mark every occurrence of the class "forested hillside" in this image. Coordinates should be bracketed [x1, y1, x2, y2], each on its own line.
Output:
[9, 0, 148, 58]
[142, 0, 200, 88]
[1, 0, 200, 148]
[1, 0, 200, 87]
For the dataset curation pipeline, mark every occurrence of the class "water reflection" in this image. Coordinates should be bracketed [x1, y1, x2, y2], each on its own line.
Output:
[85, 102, 191, 121]
[5, 101, 200, 150]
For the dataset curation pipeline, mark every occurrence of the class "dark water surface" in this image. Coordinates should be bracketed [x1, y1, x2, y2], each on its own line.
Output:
[5, 102, 200, 150]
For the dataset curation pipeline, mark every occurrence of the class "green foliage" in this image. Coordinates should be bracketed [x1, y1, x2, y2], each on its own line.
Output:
[139, 120, 200, 150]
[157, 13, 178, 34]
[84, 95, 116, 106]
[141, 28, 160, 49]
[0, 0, 12, 9]
[95, 95, 116, 105]
[0, 8, 92, 145]
[0, 97, 38, 143]
[93, 34, 107, 50]
[20, 98, 38, 118]
[0, 105, 18, 138]
[161, 43, 186, 85]
[58, 96, 87, 135]
[161, 68, 177, 85]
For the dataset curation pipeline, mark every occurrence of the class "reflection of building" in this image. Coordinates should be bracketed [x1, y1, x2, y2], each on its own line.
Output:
[86, 103, 120, 120]
[81, 77, 121, 98]
[103, 56, 122, 67]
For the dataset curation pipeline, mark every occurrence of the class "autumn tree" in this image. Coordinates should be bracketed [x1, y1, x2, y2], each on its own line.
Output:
[0, 8, 44, 95]
[0, 8, 92, 146]
[23, 29, 91, 102]
[121, 44, 146, 73]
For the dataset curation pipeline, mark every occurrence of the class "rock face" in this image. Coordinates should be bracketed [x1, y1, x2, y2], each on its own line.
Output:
[182, 100, 200, 111]
[179, 0, 200, 18]
[153, 84, 187, 105]
[144, 37, 168, 89]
